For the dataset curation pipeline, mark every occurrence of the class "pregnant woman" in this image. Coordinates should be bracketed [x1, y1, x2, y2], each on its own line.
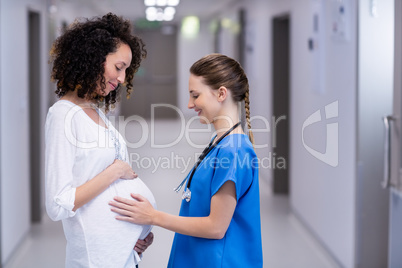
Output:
[45, 13, 155, 267]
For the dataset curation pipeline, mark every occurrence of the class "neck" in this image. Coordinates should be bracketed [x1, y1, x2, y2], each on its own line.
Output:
[212, 107, 243, 139]
[61, 90, 95, 107]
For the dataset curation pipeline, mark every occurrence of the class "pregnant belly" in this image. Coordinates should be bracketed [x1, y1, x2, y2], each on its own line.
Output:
[109, 177, 156, 210]
[79, 178, 156, 250]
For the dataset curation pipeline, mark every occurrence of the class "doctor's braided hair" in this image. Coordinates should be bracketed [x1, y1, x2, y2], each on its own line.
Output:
[50, 13, 146, 112]
[190, 53, 255, 145]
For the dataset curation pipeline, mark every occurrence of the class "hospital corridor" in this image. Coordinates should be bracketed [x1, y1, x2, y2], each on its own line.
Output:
[1, 0, 402, 267]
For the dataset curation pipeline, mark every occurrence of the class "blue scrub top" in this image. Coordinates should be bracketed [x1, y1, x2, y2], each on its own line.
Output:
[168, 134, 263, 268]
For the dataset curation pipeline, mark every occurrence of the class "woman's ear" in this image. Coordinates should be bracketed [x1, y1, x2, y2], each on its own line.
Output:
[217, 86, 228, 102]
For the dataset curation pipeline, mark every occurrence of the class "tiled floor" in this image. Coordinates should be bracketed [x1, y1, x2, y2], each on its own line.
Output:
[4, 119, 341, 268]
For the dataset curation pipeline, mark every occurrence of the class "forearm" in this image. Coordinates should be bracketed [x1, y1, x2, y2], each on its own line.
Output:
[110, 181, 236, 239]
[152, 182, 237, 239]
[73, 166, 120, 211]
[153, 211, 225, 239]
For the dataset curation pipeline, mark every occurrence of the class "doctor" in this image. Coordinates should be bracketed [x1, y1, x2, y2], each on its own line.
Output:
[110, 54, 263, 267]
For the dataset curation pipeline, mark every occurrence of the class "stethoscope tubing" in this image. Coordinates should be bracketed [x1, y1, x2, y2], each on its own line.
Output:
[178, 121, 242, 196]
[186, 122, 241, 189]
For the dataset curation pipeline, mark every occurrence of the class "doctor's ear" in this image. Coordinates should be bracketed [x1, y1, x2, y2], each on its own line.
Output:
[217, 86, 228, 102]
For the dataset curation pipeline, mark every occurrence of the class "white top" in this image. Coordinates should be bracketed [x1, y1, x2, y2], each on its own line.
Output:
[45, 100, 156, 268]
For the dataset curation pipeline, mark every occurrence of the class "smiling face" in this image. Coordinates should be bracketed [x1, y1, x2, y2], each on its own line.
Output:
[97, 42, 132, 96]
[187, 74, 221, 124]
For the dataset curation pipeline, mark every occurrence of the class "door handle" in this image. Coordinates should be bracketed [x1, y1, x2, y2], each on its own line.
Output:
[382, 115, 395, 188]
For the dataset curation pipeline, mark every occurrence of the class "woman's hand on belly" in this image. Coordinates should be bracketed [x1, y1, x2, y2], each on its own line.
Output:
[110, 159, 138, 180]
[73, 160, 137, 211]
[134, 232, 154, 254]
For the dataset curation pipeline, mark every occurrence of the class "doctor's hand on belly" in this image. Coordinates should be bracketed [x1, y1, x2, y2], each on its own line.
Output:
[109, 193, 156, 225]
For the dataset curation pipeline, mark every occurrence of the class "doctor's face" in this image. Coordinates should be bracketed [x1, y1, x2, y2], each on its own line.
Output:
[187, 74, 221, 124]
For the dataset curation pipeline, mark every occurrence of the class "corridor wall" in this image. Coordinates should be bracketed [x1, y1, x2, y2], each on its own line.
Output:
[0, 0, 49, 265]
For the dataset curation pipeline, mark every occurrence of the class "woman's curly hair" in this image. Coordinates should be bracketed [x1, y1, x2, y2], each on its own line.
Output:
[50, 13, 146, 112]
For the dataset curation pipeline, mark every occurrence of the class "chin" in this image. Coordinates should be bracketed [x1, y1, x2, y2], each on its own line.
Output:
[103, 90, 112, 97]
[199, 117, 212, 124]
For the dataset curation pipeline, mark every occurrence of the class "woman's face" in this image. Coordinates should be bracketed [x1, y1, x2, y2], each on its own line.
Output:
[187, 74, 221, 124]
[97, 43, 132, 96]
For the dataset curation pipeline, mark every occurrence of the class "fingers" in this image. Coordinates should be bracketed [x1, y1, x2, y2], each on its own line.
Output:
[136, 242, 148, 253]
[145, 232, 154, 243]
[109, 194, 152, 225]
[123, 170, 137, 180]
[109, 194, 146, 212]
[134, 233, 154, 254]
[134, 246, 145, 254]
[114, 160, 139, 180]
[110, 198, 130, 207]
[130, 193, 145, 202]
[112, 193, 144, 202]
[135, 239, 147, 247]
[134, 243, 147, 254]
[124, 172, 137, 180]
[110, 206, 132, 217]
[143, 232, 154, 243]
[110, 201, 136, 219]
[127, 171, 137, 180]
[111, 194, 146, 204]
[115, 215, 135, 223]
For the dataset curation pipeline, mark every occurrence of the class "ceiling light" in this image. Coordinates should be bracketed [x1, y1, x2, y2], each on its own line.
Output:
[164, 7, 176, 16]
[156, 10, 165, 21]
[164, 14, 174, 21]
[163, 7, 175, 21]
[146, 13, 157, 21]
[146, 7, 157, 16]
[167, 0, 180, 6]
[221, 18, 232, 29]
[144, 0, 156, 6]
[145, 0, 178, 21]
[156, 0, 167, 6]
[181, 16, 200, 38]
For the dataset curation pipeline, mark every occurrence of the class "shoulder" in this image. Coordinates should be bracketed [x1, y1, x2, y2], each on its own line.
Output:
[210, 134, 257, 199]
[213, 134, 257, 171]
[48, 100, 76, 116]
[216, 134, 255, 157]
[46, 100, 84, 134]
[47, 100, 83, 121]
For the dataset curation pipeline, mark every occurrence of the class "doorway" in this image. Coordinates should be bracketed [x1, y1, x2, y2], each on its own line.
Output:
[272, 15, 290, 194]
[120, 25, 178, 120]
[28, 11, 41, 222]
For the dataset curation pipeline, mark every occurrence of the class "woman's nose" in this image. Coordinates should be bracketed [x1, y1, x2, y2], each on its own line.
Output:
[188, 98, 194, 109]
[117, 72, 125, 84]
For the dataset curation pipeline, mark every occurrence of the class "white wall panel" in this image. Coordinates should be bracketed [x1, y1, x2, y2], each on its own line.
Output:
[0, 0, 49, 265]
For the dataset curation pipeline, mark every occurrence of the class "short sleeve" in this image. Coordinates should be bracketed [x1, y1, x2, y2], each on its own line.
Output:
[210, 146, 254, 202]
[45, 103, 78, 221]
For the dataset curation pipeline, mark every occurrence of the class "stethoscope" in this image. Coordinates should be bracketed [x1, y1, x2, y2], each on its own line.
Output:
[174, 122, 241, 202]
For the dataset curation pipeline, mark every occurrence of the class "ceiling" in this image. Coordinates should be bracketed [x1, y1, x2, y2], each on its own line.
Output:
[55, 0, 240, 24]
